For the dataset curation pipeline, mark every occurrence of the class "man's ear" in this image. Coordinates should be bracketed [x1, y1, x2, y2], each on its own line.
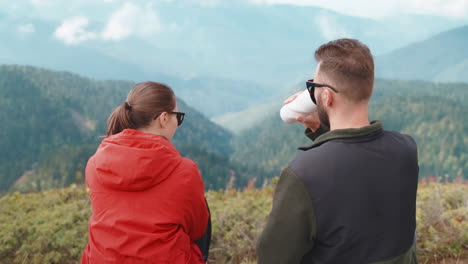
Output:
[323, 89, 333, 107]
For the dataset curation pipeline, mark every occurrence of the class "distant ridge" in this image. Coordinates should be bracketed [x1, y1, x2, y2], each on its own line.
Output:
[376, 24, 468, 83]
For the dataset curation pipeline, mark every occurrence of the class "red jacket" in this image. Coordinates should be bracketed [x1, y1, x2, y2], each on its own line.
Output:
[81, 129, 209, 264]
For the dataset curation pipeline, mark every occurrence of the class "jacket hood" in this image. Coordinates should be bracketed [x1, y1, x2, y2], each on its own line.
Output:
[91, 129, 182, 191]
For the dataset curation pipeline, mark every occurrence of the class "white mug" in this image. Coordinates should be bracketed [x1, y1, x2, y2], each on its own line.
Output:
[280, 89, 316, 124]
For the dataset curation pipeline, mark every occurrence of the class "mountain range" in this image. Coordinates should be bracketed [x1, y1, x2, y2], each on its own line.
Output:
[0, 65, 260, 192]
[214, 23, 468, 131]
[230, 79, 467, 181]
[2, 5, 468, 118]
[1, 5, 468, 193]
[1, 65, 466, 194]
[376, 25, 468, 83]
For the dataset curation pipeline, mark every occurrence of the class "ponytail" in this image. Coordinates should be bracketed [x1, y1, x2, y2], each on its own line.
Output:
[106, 103, 135, 137]
[105, 82, 175, 137]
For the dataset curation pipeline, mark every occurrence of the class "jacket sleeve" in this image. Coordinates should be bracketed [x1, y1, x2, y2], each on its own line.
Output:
[195, 200, 211, 262]
[183, 159, 209, 242]
[256, 167, 317, 264]
[305, 124, 329, 141]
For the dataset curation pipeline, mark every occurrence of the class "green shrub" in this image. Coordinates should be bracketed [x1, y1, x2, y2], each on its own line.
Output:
[0, 185, 89, 264]
[206, 182, 274, 263]
[0, 181, 466, 264]
[416, 182, 468, 262]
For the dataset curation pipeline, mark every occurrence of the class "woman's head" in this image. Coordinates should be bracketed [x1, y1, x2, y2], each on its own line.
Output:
[106, 81, 182, 140]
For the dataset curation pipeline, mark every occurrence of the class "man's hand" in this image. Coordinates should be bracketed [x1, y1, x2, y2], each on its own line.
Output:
[296, 112, 320, 132]
[284, 92, 321, 132]
[283, 91, 304, 104]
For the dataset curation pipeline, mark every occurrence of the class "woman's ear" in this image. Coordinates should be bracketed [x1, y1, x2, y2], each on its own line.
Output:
[157, 112, 169, 128]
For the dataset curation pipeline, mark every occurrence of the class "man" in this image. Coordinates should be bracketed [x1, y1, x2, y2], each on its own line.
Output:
[256, 39, 419, 264]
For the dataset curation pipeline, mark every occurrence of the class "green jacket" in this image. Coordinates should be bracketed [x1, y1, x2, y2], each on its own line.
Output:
[257, 121, 419, 264]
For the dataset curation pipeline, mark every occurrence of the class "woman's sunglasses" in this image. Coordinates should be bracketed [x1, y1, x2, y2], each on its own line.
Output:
[306, 79, 339, 104]
[153, 111, 185, 126]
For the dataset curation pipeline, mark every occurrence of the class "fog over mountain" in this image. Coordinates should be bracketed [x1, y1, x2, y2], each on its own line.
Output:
[2, 1, 468, 87]
[376, 25, 468, 83]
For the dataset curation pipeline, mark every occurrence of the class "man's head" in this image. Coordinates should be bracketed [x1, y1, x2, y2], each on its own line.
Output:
[312, 38, 374, 128]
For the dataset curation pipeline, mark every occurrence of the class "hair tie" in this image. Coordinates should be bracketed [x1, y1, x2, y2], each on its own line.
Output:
[124, 102, 132, 110]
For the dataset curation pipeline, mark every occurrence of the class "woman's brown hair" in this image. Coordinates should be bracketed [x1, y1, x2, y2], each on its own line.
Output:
[106, 81, 175, 137]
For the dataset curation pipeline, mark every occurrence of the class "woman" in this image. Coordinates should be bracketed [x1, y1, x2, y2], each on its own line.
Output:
[81, 82, 210, 264]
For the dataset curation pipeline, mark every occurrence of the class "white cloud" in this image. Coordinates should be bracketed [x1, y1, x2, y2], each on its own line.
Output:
[54, 17, 97, 45]
[196, 0, 222, 7]
[247, 0, 468, 19]
[407, 0, 468, 18]
[18, 24, 35, 35]
[101, 2, 161, 41]
[31, 0, 48, 5]
[315, 14, 350, 40]
[51, 2, 163, 45]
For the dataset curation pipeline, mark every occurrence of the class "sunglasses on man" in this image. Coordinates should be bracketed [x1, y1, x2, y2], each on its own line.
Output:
[153, 111, 185, 126]
[306, 79, 339, 104]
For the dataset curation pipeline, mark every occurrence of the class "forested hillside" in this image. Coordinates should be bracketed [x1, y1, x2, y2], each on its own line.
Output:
[231, 79, 468, 180]
[0, 65, 244, 192]
[1, 66, 466, 193]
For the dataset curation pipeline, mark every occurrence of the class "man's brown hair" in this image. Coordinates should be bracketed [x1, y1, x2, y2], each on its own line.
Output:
[315, 38, 374, 102]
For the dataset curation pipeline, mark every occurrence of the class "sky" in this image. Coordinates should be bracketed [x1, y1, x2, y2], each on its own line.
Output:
[3, 0, 468, 46]
[7, 0, 468, 19]
[248, 0, 468, 19]
[2, 0, 468, 85]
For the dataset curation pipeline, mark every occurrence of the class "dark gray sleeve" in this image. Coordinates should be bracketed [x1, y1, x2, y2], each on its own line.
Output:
[305, 124, 330, 141]
[256, 167, 317, 264]
[195, 199, 211, 261]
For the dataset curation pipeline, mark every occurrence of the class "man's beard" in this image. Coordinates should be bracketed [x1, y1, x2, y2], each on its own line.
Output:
[316, 98, 330, 129]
